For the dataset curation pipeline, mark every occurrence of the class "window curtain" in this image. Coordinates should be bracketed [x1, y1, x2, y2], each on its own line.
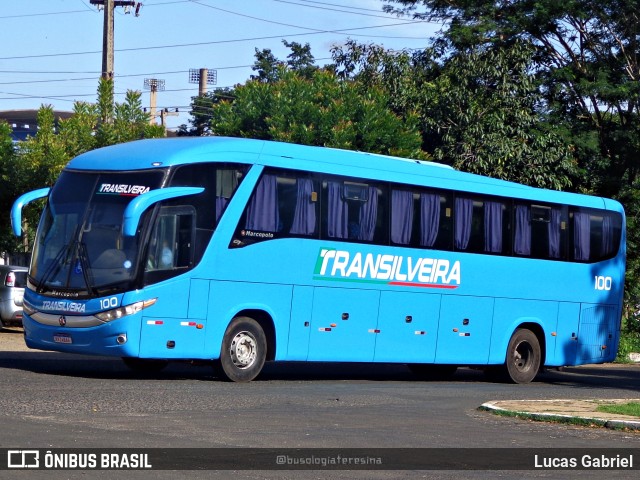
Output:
[391, 190, 413, 245]
[215, 169, 238, 223]
[484, 201, 503, 253]
[358, 187, 379, 241]
[327, 182, 348, 239]
[245, 174, 279, 232]
[215, 197, 229, 223]
[455, 197, 473, 250]
[514, 205, 531, 255]
[548, 208, 561, 259]
[290, 178, 316, 235]
[573, 211, 591, 261]
[420, 193, 440, 247]
[601, 215, 613, 256]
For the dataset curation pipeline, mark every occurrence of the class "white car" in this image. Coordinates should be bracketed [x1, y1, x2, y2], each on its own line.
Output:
[0, 265, 28, 328]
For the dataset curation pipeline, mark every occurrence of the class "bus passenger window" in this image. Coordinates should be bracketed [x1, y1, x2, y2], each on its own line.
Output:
[570, 209, 621, 262]
[520, 204, 564, 260]
[391, 189, 449, 250]
[323, 180, 386, 244]
[232, 171, 319, 247]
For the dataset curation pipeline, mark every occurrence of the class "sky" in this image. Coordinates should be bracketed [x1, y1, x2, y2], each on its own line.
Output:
[0, 0, 442, 131]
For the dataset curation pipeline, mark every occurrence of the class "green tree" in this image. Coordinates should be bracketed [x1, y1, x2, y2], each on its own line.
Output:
[383, 0, 640, 192]
[178, 88, 236, 137]
[422, 42, 576, 189]
[10, 106, 68, 252]
[252, 40, 318, 83]
[0, 121, 21, 254]
[331, 39, 575, 189]
[211, 68, 426, 158]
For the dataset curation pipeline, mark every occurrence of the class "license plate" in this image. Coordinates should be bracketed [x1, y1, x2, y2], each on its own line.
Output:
[53, 334, 72, 344]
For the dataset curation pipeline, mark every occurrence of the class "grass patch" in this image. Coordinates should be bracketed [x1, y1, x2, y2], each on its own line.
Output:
[596, 402, 640, 418]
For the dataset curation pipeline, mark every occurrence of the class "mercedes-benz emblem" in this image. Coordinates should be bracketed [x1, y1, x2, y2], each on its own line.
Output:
[59, 316, 67, 326]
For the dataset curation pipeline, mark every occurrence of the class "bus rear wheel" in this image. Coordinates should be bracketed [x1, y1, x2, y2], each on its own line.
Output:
[504, 328, 541, 384]
[215, 316, 266, 382]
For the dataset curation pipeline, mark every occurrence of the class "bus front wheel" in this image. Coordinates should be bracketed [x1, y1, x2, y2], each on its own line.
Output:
[215, 316, 266, 382]
[505, 328, 541, 384]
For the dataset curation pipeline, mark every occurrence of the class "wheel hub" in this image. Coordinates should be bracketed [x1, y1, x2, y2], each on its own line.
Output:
[230, 331, 257, 369]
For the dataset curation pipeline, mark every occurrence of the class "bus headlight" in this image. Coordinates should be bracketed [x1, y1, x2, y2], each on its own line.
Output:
[95, 298, 157, 322]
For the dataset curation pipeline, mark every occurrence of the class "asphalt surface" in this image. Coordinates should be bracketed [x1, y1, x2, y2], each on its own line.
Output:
[2, 325, 640, 432]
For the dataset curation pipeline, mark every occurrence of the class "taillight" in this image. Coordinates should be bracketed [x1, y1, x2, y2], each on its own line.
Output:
[5, 272, 15, 287]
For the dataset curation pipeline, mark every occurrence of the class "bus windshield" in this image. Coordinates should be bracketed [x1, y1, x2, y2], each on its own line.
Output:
[30, 170, 165, 297]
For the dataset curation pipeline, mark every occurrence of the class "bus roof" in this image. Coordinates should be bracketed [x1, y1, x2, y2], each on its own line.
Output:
[66, 137, 615, 210]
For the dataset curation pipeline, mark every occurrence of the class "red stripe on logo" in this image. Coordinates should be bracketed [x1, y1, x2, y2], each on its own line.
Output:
[388, 282, 459, 289]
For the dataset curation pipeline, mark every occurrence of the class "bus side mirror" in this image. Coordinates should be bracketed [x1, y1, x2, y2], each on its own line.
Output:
[123, 186, 204, 236]
[11, 187, 51, 236]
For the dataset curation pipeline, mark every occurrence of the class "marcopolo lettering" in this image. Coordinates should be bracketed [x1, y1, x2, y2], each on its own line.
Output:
[314, 248, 461, 289]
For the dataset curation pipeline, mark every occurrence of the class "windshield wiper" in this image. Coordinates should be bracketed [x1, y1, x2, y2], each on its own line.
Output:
[36, 241, 73, 294]
[77, 242, 98, 296]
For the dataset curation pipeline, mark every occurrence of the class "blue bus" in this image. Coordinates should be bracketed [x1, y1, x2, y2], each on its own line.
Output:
[11, 137, 625, 383]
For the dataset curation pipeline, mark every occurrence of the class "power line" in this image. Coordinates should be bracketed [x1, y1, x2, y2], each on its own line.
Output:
[0, 21, 426, 62]
[271, 0, 419, 20]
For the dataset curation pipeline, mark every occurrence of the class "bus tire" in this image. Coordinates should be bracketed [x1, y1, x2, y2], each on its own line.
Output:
[216, 316, 266, 382]
[122, 357, 168, 373]
[505, 328, 541, 384]
[408, 364, 457, 380]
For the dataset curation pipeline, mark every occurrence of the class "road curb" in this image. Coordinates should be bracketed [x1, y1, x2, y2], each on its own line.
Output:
[480, 400, 640, 431]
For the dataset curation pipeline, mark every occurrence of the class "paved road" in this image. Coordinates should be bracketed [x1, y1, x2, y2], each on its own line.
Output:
[1, 327, 638, 479]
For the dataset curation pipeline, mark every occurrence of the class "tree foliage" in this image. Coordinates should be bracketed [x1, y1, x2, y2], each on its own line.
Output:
[331, 39, 576, 189]
[211, 67, 426, 159]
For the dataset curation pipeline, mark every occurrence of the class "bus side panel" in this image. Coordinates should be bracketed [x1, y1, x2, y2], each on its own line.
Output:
[139, 316, 206, 358]
[489, 299, 558, 365]
[576, 303, 619, 364]
[550, 302, 580, 366]
[374, 291, 440, 363]
[286, 285, 314, 360]
[307, 287, 379, 362]
[204, 281, 293, 361]
[188, 279, 210, 319]
[435, 296, 494, 364]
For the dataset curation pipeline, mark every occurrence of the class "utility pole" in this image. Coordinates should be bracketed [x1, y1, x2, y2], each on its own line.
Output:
[159, 108, 179, 129]
[90, 1, 141, 79]
[144, 78, 165, 125]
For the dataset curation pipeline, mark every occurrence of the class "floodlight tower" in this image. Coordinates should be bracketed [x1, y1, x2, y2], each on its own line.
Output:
[189, 68, 217, 96]
[144, 78, 165, 124]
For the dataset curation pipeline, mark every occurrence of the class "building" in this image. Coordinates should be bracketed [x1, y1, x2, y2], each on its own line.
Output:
[0, 109, 74, 142]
